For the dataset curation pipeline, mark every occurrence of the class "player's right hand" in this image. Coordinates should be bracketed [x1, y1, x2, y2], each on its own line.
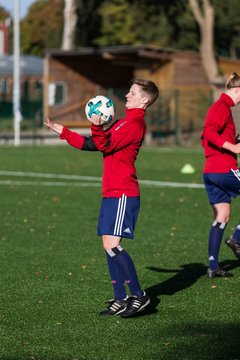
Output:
[44, 118, 63, 134]
[90, 114, 105, 126]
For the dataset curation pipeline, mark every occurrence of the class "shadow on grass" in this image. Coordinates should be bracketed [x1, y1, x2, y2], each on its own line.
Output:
[149, 322, 240, 360]
[141, 258, 240, 317]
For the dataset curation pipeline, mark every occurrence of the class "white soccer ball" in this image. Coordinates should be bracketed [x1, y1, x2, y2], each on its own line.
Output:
[85, 95, 115, 124]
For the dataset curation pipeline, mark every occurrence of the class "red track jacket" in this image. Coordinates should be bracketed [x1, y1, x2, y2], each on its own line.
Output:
[60, 108, 146, 197]
[201, 93, 238, 173]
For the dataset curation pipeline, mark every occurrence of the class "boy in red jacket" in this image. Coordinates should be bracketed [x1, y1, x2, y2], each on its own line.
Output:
[45, 79, 159, 317]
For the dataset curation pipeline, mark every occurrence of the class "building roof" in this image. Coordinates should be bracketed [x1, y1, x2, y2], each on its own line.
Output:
[46, 45, 174, 55]
[0, 55, 43, 76]
[45, 45, 175, 66]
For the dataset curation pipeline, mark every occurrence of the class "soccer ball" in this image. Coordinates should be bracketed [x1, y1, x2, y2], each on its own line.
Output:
[85, 95, 115, 124]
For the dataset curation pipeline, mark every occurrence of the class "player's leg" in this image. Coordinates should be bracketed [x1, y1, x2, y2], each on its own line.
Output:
[204, 173, 233, 278]
[98, 195, 150, 316]
[207, 203, 233, 278]
[99, 235, 129, 316]
[106, 244, 127, 300]
[104, 236, 129, 303]
[102, 234, 150, 317]
[103, 235, 143, 297]
[225, 228, 240, 258]
[224, 169, 240, 258]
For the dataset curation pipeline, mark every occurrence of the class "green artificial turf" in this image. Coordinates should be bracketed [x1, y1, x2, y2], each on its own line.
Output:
[0, 145, 240, 360]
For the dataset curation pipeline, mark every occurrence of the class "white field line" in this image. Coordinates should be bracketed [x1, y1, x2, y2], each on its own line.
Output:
[0, 180, 101, 187]
[0, 170, 204, 189]
[0, 170, 101, 181]
[139, 179, 204, 189]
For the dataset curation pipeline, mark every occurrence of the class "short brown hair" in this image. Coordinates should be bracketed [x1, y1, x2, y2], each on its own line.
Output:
[130, 78, 159, 106]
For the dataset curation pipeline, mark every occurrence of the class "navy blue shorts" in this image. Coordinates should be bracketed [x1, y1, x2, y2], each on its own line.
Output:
[203, 169, 240, 204]
[97, 194, 140, 239]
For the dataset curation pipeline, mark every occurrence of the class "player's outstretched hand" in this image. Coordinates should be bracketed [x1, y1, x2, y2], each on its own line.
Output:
[90, 114, 104, 126]
[44, 118, 63, 135]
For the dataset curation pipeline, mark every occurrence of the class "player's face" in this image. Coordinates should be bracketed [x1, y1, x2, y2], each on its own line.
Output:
[125, 84, 148, 109]
[236, 88, 240, 104]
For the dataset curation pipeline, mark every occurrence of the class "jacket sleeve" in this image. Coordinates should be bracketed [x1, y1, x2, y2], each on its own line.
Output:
[202, 106, 231, 148]
[60, 127, 98, 151]
[91, 121, 145, 153]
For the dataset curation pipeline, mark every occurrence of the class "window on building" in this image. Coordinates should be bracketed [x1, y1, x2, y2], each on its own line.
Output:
[0, 78, 9, 94]
[48, 82, 66, 106]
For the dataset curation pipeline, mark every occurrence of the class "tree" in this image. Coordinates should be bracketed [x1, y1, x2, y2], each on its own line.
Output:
[21, 0, 64, 56]
[11, 0, 240, 63]
[94, 0, 198, 50]
[94, 0, 177, 47]
[188, 0, 224, 84]
[74, 0, 104, 47]
[94, 0, 138, 46]
[214, 0, 240, 58]
[0, 6, 11, 21]
[62, 0, 77, 50]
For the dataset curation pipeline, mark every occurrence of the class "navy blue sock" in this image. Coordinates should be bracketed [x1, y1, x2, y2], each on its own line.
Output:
[232, 225, 240, 243]
[208, 221, 226, 270]
[106, 252, 127, 300]
[107, 246, 143, 297]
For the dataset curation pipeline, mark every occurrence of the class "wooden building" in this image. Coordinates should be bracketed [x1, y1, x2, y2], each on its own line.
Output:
[44, 45, 240, 139]
[0, 55, 43, 119]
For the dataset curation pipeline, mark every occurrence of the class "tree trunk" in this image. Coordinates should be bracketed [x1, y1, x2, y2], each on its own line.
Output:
[188, 0, 224, 86]
[61, 0, 77, 50]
